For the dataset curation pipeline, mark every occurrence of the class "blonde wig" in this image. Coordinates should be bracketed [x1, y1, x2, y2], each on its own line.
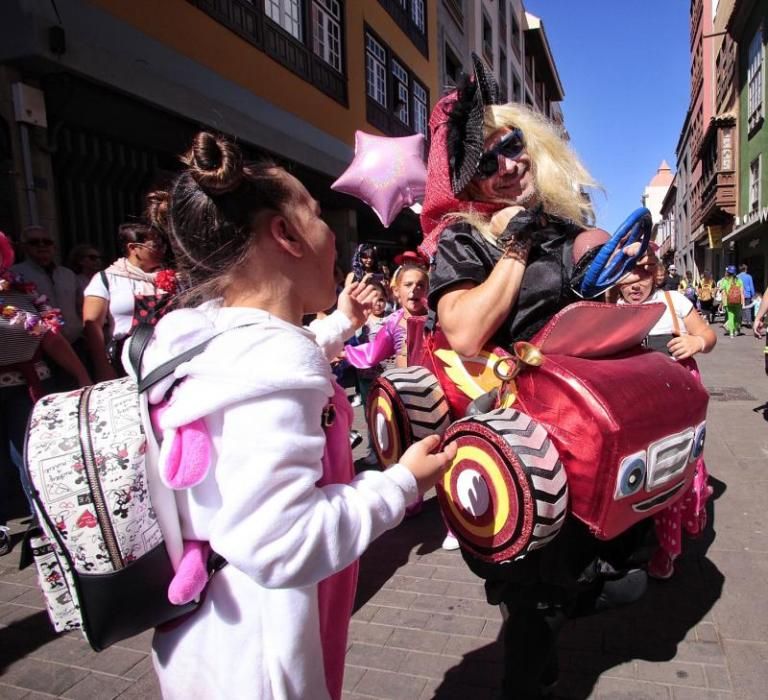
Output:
[450, 103, 601, 242]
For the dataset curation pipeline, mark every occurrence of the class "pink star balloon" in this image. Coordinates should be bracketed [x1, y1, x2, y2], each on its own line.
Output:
[332, 131, 427, 228]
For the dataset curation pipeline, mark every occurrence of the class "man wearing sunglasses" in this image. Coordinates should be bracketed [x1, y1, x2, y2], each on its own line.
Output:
[418, 55, 656, 700]
[12, 226, 84, 349]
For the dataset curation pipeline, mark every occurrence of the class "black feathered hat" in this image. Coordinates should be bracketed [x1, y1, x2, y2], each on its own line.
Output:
[446, 53, 502, 194]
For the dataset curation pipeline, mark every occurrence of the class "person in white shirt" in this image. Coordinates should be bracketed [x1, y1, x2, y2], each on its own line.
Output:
[139, 131, 455, 700]
[11, 226, 83, 345]
[83, 221, 169, 381]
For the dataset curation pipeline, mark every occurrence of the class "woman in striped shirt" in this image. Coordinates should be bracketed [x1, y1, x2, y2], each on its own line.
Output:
[1, 232, 90, 556]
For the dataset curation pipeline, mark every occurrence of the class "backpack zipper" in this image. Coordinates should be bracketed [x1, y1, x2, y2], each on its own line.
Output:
[78, 386, 124, 570]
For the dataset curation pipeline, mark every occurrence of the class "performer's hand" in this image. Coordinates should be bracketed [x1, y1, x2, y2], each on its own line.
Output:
[337, 281, 379, 329]
[754, 318, 765, 338]
[667, 334, 702, 360]
[489, 205, 526, 238]
[398, 434, 457, 495]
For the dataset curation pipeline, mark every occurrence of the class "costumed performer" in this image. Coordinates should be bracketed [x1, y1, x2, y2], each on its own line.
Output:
[420, 55, 657, 699]
[137, 132, 456, 700]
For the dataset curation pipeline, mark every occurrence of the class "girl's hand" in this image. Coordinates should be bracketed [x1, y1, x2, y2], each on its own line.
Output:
[754, 318, 765, 338]
[667, 334, 704, 360]
[337, 281, 379, 329]
[397, 434, 457, 495]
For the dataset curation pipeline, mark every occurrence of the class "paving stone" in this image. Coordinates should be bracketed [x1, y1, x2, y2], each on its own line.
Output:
[341, 664, 365, 692]
[671, 641, 727, 664]
[0, 603, 47, 627]
[366, 588, 418, 609]
[635, 660, 706, 687]
[370, 605, 430, 630]
[351, 604, 380, 623]
[111, 629, 153, 654]
[120, 656, 153, 682]
[61, 673, 132, 699]
[0, 583, 28, 603]
[441, 634, 498, 659]
[348, 619, 394, 646]
[442, 580, 487, 601]
[399, 648, 462, 680]
[0, 657, 88, 695]
[424, 611, 485, 637]
[346, 642, 407, 672]
[396, 563, 436, 579]
[695, 623, 720, 643]
[386, 627, 450, 654]
[353, 668, 427, 700]
[596, 677, 671, 698]
[383, 574, 449, 596]
[430, 564, 481, 583]
[8, 589, 45, 609]
[409, 592, 490, 620]
[720, 639, 768, 700]
[113, 665, 161, 699]
[79, 646, 147, 677]
[704, 664, 732, 691]
[0, 683, 32, 698]
[670, 688, 733, 699]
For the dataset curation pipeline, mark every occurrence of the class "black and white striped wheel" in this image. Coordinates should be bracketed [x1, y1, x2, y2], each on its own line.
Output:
[366, 367, 451, 467]
[436, 408, 567, 564]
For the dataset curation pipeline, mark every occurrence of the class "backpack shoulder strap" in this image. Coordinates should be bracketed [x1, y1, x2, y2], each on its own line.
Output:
[136, 323, 260, 395]
[662, 291, 681, 336]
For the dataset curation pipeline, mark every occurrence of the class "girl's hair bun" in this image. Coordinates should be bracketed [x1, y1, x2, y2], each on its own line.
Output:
[145, 189, 170, 234]
[182, 132, 243, 195]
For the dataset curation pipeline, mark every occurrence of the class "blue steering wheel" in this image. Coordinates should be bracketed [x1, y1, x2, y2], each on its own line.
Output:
[579, 208, 653, 299]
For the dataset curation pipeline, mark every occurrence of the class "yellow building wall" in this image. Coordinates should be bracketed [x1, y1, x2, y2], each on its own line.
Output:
[89, 0, 439, 148]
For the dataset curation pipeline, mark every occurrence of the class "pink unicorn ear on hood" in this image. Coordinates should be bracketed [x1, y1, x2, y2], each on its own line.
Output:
[151, 403, 212, 490]
[159, 417, 213, 489]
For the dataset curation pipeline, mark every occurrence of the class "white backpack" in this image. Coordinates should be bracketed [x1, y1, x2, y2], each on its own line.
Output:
[24, 328, 221, 650]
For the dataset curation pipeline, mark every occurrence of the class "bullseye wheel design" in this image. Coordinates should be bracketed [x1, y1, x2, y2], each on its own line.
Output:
[366, 367, 451, 467]
[436, 408, 568, 564]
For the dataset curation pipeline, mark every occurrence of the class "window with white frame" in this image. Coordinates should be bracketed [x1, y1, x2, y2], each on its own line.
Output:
[482, 11, 493, 64]
[265, 0, 302, 40]
[366, 33, 387, 107]
[748, 29, 764, 130]
[411, 0, 425, 33]
[312, 0, 342, 71]
[749, 156, 761, 212]
[392, 59, 410, 124]
[413, 81, 428, 137]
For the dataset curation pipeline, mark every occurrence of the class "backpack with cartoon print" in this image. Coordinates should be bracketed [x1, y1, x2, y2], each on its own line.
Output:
[23, 326, 220, 650]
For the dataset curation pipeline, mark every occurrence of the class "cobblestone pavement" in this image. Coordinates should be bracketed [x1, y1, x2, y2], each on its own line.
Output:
[1, 330, 767, 698]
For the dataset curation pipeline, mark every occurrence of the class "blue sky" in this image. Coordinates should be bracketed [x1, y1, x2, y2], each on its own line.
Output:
[524, 0, 691, 231]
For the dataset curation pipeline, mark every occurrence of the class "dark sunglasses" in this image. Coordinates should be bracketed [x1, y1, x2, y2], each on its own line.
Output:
[26, 238, 54, 247]
[476, 128, 525, 179]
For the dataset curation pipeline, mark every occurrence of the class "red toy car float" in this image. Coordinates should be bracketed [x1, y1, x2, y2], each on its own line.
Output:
[366, 300, 709, 568]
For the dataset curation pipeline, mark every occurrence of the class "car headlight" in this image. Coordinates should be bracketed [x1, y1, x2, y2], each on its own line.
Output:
[690, 422, 706, 461]
[615, 451, 647, 500]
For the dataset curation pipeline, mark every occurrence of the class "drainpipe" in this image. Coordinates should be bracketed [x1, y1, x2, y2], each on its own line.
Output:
[11, 82, 47, 228]
[18, 122, 39, 227]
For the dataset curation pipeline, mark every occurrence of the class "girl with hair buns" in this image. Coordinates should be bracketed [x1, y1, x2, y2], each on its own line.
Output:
[83, 193, 176, 381]
[135, 132, 454, 699]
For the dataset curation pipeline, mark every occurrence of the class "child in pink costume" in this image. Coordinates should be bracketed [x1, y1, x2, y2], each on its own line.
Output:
[346, 263, 429, 518]
[617, 267, 716, 579]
